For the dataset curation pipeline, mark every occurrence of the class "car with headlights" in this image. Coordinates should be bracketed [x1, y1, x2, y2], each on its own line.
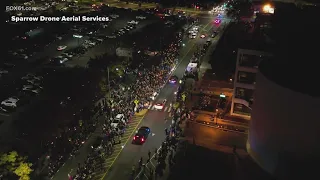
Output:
[169, 75, 178, 84]
[154, 99, 167, 110]
[132, 126, 150, 144]
[57, 45, 67, 51]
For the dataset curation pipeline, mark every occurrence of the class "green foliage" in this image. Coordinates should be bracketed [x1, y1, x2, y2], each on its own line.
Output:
[226, 1, 253, 19]
[99, 77, 108, 94]
[110, 64, 125, 77]
[0, 151, 33, 179]
[14, 163, 33, 180]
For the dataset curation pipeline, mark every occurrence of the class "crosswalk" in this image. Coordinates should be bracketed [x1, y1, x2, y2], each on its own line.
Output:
[92, 115, 145, 180]
[147, 103, 173, 113]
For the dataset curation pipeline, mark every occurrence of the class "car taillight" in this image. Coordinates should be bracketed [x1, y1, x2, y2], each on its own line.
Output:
[141, 138, 144, 142]
[133, 137, 136, 140]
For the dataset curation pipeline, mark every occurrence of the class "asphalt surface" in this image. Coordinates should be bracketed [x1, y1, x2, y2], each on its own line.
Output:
[45, 16, 153, 67]
[185, 121, 248, 149]
[0, 11, 154, 114]
[1, 12, 135, 97]
[65, 18, 156, 67]
[8, 10, 153, 68]
[102, 13, 217, 180]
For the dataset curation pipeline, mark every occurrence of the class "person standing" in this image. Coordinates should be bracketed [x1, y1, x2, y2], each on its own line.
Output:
[148, 150, 151, 160]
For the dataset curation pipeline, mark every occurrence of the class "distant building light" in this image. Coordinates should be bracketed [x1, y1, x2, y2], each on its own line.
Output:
[262, 4, 274, 14]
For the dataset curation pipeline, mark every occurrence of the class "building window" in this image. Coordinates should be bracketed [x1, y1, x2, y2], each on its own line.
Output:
[236, 88, 245, 98]
[235, 87, 254, 102]
[239, 54, 262, 68]
[237, 71, 256, 84]
[233, 103, 251, 116]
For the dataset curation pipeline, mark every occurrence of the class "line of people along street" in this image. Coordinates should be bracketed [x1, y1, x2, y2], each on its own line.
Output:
[132, 106, 191, 180]
[68, 33, 184, 179]
[130, 34, 212, 180]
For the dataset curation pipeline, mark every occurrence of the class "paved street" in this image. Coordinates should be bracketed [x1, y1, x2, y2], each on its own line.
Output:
[98, 13, 218, 180]
[104, 0, 207, 15]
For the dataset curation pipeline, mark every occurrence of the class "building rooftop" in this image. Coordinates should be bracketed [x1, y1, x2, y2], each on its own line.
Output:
[259, 58, 319, 97]
[240, 4, 320, 97]
[258, 4, 320, 97]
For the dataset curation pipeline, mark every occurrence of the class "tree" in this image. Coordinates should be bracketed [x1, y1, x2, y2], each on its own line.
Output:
[88, 57, 109, 69]
[110, 63, 125, 77]
[99, 77, 108, 95]
[14, 163, 33, 180]
[0, 151, 33, 179]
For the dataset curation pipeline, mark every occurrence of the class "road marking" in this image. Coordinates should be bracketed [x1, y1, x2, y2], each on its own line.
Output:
[100, 114, 147, 180]
[149, 161, 156, 168]
[97, 17, 212, 180]
[172, 20, 212, 76]
[167, 107, 171, 113]
[152, 133, 155, 136]
[103, 160, 114, 165]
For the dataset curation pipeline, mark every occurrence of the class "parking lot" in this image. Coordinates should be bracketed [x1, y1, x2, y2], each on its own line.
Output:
[1, 7, 158, 114]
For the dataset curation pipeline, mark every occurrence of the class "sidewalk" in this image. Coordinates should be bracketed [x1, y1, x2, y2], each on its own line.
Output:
[135, 142, 181, 180]
[51, 114, 106, 180]
[179, 119, 248, 153]
[135, 109, 148, 116]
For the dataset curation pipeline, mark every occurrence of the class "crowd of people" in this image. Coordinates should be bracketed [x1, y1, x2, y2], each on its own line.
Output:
[67, 32, 184, 179]
[133, 107, 191, 180]
[127, 37, 215, 179]
[47, 109, 100, 178]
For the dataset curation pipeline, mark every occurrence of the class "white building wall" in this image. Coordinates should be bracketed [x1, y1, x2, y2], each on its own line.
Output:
[247, 70, 320, 176]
